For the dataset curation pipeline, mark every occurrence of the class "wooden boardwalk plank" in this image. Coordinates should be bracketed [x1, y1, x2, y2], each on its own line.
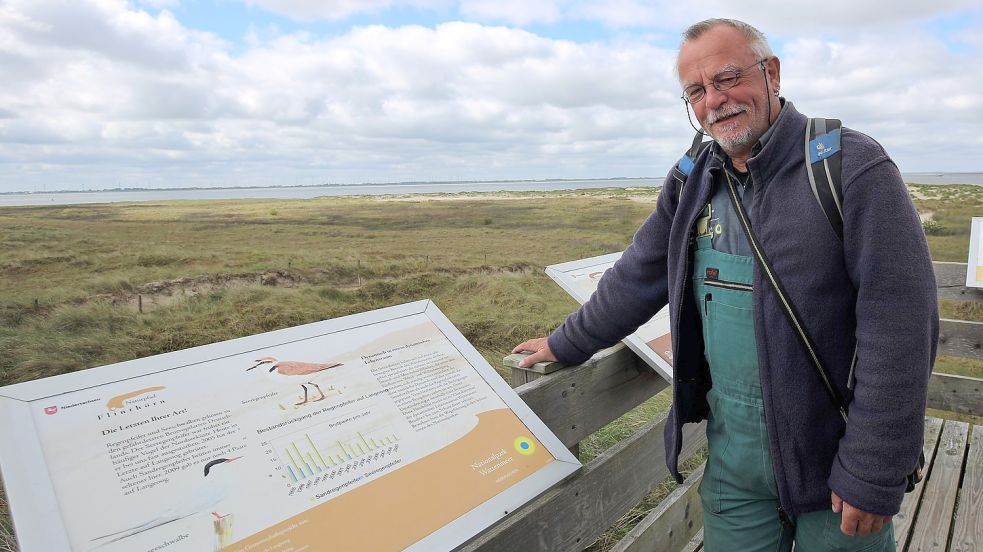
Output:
[895, 417, 945, 550]
[907, 420, 969, 552]
[950, 425, 982, 552]
[610, 464, 705, 552]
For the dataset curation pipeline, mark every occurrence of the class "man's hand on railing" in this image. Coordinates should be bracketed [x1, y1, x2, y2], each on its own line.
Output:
[512, 337, 558, 368]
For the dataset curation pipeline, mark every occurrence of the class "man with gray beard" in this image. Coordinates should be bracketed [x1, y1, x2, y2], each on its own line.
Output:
[513, 18, 936, 552]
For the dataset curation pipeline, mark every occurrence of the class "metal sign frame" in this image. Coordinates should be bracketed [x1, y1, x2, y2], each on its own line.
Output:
[0, 300, 579, 551]
[546, 253, 673, 381]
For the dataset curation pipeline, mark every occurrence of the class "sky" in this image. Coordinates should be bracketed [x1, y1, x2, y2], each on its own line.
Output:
[0, 0, 981, 193]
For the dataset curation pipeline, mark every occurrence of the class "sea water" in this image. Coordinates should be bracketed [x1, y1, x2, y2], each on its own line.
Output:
[1, 174, 981, 207]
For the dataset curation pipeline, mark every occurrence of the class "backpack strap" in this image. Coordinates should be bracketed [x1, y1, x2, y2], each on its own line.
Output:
[672, 131, 712, 199]
[805, 118, 844, 240]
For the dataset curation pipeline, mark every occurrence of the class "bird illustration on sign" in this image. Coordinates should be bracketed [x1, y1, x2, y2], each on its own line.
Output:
[246, 356, 344, 406]
[90, 457, 242, 550]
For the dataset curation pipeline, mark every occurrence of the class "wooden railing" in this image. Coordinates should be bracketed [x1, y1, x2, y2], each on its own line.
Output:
[461, 261, 983, 552]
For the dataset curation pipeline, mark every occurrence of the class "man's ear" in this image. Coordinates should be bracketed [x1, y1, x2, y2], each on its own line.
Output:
[766, 56, 781, 95]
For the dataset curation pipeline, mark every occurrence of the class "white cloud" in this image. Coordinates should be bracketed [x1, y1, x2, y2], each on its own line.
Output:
[0, 0, 981, 192]
[779, 29, 983, 170]
[0, 2, 695, 190]
[695, 0, 982, 31]
[244, 0, 982, 34]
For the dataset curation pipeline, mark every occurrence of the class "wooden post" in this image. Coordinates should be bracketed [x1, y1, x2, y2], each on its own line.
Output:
[34, 297, 39, 310]
[138, 294, 143, 314]
[357, 259, 362, 287]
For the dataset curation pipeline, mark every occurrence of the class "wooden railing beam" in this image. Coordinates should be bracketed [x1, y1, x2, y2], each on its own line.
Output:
[927, 372, 983, 416]
[939, 319, 983, 361]
[610, 464, 705, 552]
[934, 261, 983, 303]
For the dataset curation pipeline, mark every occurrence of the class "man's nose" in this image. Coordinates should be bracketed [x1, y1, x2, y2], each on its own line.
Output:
[703, 84, 728, 111]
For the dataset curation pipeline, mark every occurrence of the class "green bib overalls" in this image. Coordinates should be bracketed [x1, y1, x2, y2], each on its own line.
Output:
[692, 232, 895, 552]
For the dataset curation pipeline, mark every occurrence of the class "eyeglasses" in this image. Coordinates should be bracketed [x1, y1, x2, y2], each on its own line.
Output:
[681, 59, 766, 104]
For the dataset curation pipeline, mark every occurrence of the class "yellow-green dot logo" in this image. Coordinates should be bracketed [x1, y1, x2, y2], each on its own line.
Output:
[514, 436, 536, 455]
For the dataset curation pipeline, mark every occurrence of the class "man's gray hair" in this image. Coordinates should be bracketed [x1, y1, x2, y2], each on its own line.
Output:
[677, 18, 774, 73]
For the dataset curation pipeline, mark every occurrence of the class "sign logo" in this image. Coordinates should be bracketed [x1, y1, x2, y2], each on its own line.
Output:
[44, 406, 58, 415]
[514, 436, 536, 456]
[816, 141, 833, 157]
[706, 267, 720, 280]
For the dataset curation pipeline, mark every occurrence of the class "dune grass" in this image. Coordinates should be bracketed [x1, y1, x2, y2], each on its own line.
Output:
[2, 193, 646, 384]
[0, 184, 980, 551]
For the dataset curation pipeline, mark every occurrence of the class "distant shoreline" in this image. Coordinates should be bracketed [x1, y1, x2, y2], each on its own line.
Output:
[2, 175, 981, 208]
[5, 173, 982, 197]
[0, 177, 654, 197]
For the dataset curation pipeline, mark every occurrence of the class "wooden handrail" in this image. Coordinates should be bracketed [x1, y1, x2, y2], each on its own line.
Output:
[508, 345, 666, 447]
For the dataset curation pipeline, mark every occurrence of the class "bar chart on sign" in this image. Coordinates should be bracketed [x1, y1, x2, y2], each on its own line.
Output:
[262, 407, 403, 496]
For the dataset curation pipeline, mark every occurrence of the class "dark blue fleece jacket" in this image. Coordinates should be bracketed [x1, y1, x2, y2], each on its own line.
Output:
[547, 102, 938, 516]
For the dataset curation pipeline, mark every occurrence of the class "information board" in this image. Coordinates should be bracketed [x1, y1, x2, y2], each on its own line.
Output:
[0, 300, 579, 551]
[546, 252, 673, 382]
[967, 217, 983, 288]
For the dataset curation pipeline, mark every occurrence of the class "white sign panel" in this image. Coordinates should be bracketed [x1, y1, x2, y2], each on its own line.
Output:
[967, 217, 983, 288]
[546, 253, 673, 382]
[0, 300, 579, 552]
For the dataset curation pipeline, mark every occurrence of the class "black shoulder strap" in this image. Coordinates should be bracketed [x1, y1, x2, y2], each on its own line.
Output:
[672, 131, 712, 199]
[806, 118, 844, 240]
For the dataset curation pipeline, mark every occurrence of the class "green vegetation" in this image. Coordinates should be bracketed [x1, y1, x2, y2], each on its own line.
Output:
[1, 192, 653, 384]
[921, 220, 951, 236]
[0, 184, 980, 551]
[909, 184, 983, 260]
